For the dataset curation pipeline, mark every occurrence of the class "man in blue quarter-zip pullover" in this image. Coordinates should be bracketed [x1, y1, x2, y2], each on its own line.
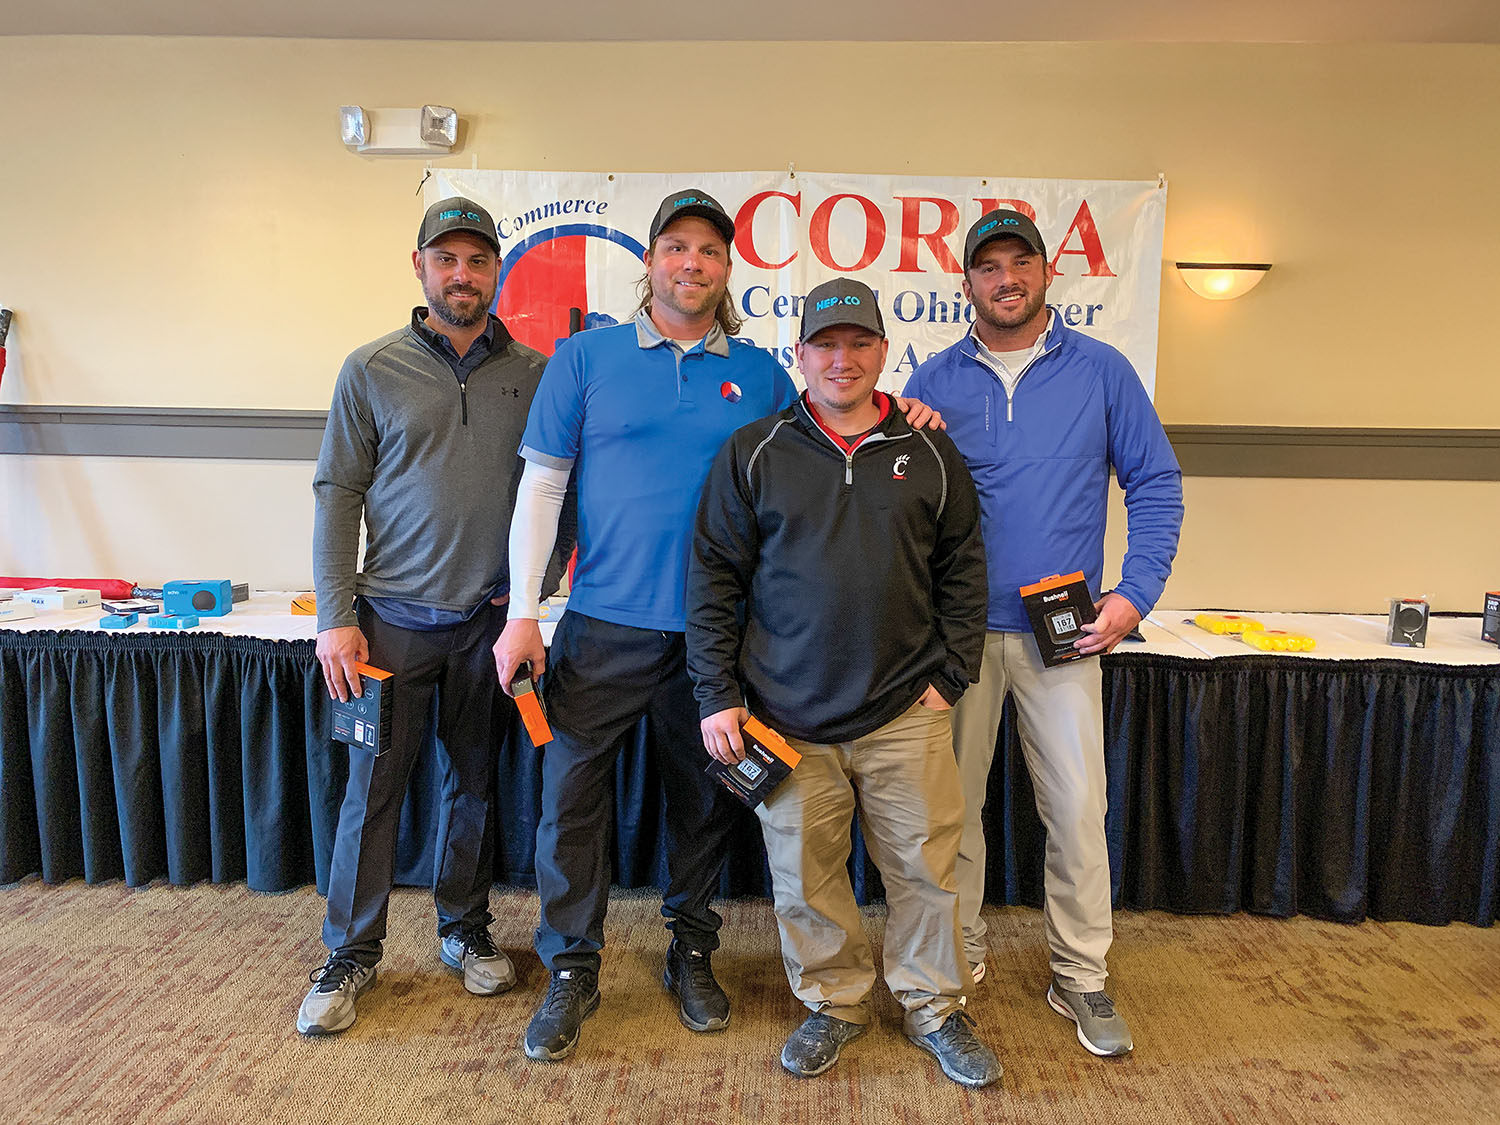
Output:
[298, 197, 571, 1037]
[903, 209, 1183, 1059]
[493, 192, 943, 1063]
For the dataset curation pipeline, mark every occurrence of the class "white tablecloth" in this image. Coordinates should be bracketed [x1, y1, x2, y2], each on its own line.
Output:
[1142, 610, 1500, 665]
[0, 591, 565, 646]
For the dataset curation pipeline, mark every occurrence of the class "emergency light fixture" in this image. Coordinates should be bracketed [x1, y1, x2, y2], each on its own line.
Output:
[339, 105, 458, 155]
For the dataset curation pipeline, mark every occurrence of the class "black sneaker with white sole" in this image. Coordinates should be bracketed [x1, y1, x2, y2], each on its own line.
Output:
[523, 968, 601, 1061]
[663, 941, 730, 1031]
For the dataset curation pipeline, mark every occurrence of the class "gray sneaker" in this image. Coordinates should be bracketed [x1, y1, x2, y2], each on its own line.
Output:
[1047, 976, 1134, 1056]
[297, 955, 376, 1036]
[780, 1012, 868, 1078]
[908, 1010, 1003, 1088]
[440, 927, 516, 996]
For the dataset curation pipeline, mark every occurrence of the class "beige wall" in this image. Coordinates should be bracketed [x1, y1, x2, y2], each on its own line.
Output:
[1, 37, 1497, 606]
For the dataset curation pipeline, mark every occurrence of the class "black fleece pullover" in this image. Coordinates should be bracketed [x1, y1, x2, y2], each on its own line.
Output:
[687, 392, 987, 744]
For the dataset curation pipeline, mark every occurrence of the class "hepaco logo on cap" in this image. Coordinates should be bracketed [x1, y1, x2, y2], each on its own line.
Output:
[720, 382, 742, 403]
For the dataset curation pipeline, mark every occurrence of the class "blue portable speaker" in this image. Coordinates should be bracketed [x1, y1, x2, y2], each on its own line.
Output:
[163, 579, 233, 617]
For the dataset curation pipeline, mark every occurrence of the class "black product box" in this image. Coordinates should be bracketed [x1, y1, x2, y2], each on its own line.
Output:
[1483, 592, 1500, 645]
[331, 664, 393, 755]
[704, 716, 800, 809]
[1386, 598, 1429, 648]
[1020, 571, 1099, 667]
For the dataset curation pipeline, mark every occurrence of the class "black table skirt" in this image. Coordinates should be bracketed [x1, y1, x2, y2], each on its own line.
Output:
[2, 630, 1496, 926]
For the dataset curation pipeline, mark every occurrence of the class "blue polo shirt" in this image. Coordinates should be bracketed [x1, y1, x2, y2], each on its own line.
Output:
[521, 310, 796, 631]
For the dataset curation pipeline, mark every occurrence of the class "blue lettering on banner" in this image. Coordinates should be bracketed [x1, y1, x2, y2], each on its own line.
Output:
[892, 343, 938, 377]
[892, 291, 925, 323]
[496, 199, 610, 240]
[1046, 301, 1104, 327]
[742, 286, 770, 318]
[762, 345, 795, 370]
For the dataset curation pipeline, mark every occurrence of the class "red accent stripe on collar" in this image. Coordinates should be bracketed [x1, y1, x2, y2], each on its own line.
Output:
[804, 391, 891, 454]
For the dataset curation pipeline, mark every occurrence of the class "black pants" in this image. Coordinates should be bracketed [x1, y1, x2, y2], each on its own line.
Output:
[534, 612, 739, 972]
[322, 599, 509, 966]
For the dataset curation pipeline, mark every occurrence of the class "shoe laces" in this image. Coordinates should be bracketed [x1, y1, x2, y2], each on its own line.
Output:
[310, 956, 364, 994]
[462, 927, 500, 959]
[677, 947, 719, 992]
[539, 971, 594, 1019]
[1079, 990, 1117, 1019]
[932, 1011, 988, 1059]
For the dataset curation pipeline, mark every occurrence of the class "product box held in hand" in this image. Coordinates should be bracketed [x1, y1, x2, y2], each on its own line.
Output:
[331, 664, 394, 756]
[705, 716, 801, 809]
[1020, 572, 1098, 667]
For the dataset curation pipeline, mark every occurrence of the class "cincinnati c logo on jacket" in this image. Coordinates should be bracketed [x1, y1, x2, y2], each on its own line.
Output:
[892, 454, 910, 480]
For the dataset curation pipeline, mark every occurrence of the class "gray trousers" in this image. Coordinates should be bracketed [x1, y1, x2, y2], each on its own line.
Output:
[952, 631, 1111, 992]
[757, 701, 969, 1037]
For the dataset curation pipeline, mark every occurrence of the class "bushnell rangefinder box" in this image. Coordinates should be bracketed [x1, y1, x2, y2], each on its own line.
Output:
[704, 716, 801, 809]
[509, 664, 553, 747]
[331, 663, 394, 756]
[1020, 572, 1098, 667]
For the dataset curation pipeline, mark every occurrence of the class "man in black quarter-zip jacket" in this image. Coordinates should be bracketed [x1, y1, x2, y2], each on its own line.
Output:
[686, 279, 1000, 1089]
[298, 196, 571, 1037]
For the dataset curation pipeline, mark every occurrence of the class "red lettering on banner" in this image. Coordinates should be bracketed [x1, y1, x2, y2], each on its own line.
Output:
[1051, 200, 1116, 277]
[894, 197, 961, 274]
[809, 194, 885, 271]
[974, 198, 1036, 220]
[734, 191, 801, 270]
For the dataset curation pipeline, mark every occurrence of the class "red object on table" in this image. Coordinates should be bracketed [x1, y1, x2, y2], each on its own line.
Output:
[1, 577, 138, 600]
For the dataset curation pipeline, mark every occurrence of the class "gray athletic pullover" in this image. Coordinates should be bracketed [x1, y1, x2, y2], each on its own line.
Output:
[313, 310, 555, 632]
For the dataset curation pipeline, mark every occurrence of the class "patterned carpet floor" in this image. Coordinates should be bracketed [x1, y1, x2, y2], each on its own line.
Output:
[0, 879, 1496, 1124]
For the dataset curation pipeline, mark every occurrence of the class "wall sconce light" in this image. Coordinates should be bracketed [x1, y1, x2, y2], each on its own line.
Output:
[1175, 262, 1271, 301]
[338, 105, 458, 155]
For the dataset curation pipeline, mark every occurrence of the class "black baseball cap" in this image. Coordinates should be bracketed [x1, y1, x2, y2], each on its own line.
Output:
[417, 197, 500, 254]
[799, 278, 885, 342]
[964, 209, 1046, 268]
[647, 188, 736, 247]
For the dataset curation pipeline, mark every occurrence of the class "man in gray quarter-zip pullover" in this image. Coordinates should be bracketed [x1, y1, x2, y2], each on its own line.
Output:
[297, 196, 571, 1037]
[686, 279, 1000, 1090]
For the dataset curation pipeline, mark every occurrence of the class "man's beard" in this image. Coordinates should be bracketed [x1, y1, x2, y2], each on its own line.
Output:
[974, 285, 1047, 335]
[427, 285, 493, 329]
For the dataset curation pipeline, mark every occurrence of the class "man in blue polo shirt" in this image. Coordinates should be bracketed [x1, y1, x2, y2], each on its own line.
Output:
[494, 188, 938, 1062]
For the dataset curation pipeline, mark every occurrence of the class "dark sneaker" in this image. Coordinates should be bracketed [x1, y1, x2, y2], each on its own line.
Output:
[908, 1010, 1003, 1088]
[663, 941, 730, 1032]
[440, 926, 516, 996]
[779, 1012, 869, 1078]
[523, 968, 601, 1061]
[1047, 976, 1134, 1057]
[296, 955, 377, 1036]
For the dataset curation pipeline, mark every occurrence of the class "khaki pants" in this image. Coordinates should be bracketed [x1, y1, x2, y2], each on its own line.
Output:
[756, 701, 969, 1037]
[952, 631, 1112, 993]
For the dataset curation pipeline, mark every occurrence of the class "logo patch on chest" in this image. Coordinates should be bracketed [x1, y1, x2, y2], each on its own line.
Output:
[720, 381, 742, 403]
[892, 454, 910, 480]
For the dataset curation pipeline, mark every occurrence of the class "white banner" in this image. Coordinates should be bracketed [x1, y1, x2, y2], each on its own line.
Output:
[430, 170, 1167, 397]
